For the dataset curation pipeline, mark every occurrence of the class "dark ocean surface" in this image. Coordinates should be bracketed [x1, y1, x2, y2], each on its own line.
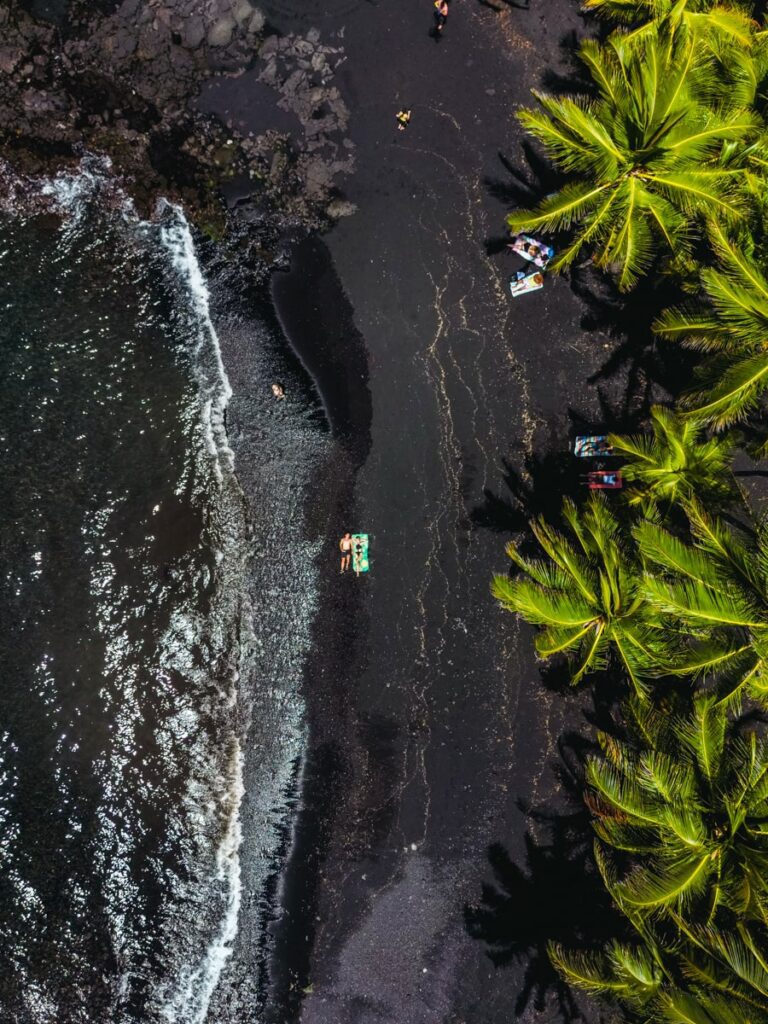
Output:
[0, 169, 324, 1023]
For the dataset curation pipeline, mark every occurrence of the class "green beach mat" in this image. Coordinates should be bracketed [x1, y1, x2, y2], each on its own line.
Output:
[351, 533, 369, 574]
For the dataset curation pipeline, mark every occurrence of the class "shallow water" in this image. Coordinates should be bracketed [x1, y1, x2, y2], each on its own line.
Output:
[0, 170, 324, 1023]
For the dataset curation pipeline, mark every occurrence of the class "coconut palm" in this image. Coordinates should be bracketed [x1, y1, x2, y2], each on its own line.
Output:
[635, 501, 768, 701]
[655, 224, 768, 429]
[581, 0, 756, 50]
[550, 695, 768, 1021]
[609, 406, 738, 512]
[506, 31, 763, 290]
[551, 929, 768, 1022]
[587, 695, 768, 925]
[492, 493, 670, 691]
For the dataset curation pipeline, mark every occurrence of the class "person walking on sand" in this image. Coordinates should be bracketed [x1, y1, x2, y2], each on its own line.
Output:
[434, 0, 449, 34]
[339, 532, 352, 573]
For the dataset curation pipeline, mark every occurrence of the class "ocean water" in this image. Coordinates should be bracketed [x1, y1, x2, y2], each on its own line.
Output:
[0, 169, 321, 1023]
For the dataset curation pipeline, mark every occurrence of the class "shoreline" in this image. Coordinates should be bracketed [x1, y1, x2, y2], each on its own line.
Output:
[0, 0, 678, 1019]
[271, 234, 373, 470]
[202, 244, 342, 1022]
[264, 230, 372, 1021]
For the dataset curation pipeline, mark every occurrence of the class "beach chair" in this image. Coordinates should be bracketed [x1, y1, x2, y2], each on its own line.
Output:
[509, 270, 544, 298]
[508, 234, 555, 270]
[574, 435, 613, 458]
[351, 533, 369, 574]
[586, 471, 623, 490]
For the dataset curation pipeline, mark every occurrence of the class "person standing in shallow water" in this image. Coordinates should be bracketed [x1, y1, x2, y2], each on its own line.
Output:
[339, 533, 352, 573]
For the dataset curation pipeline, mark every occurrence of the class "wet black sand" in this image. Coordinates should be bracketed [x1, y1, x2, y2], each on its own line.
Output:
[214, 0, 673, 1021]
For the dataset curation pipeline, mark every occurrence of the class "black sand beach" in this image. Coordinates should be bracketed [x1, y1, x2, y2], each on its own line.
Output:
[229, 1, 654, 1021]
[0, 0, 684, 1018]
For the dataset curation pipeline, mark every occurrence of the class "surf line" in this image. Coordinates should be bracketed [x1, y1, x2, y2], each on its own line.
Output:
[159, 204, 235, 484]
[157, 207, 245, 1024]
[160, 740, 244, 1024]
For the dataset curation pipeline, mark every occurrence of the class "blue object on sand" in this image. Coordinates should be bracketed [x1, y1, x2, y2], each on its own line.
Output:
[574, 435, 613, 457]
[509, 270, 544, 297]
[351, 533, 369, 574]
[586, 471, 623, 490]
[509, 234, 555, 270]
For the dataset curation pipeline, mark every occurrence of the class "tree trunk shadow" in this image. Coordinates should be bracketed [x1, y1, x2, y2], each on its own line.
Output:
[465, 729, 627, 1020]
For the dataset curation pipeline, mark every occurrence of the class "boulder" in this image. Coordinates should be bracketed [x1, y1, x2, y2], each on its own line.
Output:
[269, 150, 288, 182]
[111, 32, 138, 61]
[21, 89, 68, 114]
[260, 59, 278, 86]
[327, 198, 356, 218]
[304, 158, 331, 192]
[259, 34, 278, 57]
[247, 9, 265, 35]
[0, 47, 22, 75]
[137, 24, 168, 60]
[118, 0, 141, 19]
[231, 0, 253, 25]
[207, 15, 237, 47]
[283, 69, 305, 94]
[181, 16, 206, 49]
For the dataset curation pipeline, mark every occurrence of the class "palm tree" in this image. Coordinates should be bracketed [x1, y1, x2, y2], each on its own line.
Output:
[588, 695, 768, 925]
[551, 929, 768, 1022]
[635, 501, 768, 701]
[550, 695, 768, 1021]
[581, 0, 756, 50]
[608, 406, 738, 511]
[655, 223, 768, 429]
[506, 31, 763, 290]
[492, 493, 669, 691]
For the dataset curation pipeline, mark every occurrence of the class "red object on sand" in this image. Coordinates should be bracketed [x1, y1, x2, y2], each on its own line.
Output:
[586, 471, 623, 490]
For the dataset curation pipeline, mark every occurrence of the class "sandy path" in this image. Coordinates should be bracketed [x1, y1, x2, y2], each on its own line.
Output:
[238, 1, 636, 1020]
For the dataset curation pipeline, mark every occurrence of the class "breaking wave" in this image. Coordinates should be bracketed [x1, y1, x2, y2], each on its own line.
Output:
[0, 161, 325, 1023]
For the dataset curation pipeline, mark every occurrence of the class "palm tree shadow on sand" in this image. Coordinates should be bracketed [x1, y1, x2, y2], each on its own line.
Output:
[470, 388, 654, 540]
[484, 144, 566, 256]
[465, 731, 626, 1019]
[569, 265, 699, 412]
[471, 449, 577, 535]
[483, 146, 700, 413]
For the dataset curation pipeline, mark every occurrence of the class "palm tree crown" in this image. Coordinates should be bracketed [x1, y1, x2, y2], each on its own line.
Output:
[636, 501, 768, 701]
[609, 405, 738, 511]
[655, 225, 768, 428]
[588, 696, 768, 926]
[582, 0, 756, 49]
[493, 493, 667, 691]
[551, 698, 768, 1023]
[507, 31, 763, 290]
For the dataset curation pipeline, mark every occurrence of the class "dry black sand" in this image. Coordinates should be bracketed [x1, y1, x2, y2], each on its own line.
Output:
[226, 0, 680, 1021]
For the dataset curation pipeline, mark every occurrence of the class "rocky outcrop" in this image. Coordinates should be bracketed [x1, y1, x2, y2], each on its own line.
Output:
[0, 0, 356, 247]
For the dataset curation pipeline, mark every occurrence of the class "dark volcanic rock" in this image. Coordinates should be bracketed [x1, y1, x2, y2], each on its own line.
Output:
[0, 0, 356, 250]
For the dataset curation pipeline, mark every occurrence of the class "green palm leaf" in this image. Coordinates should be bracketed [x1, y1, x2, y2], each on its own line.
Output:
[507, 30, 764, 290]
[655, 223, 768, 428]
[493, 494, 659, 690]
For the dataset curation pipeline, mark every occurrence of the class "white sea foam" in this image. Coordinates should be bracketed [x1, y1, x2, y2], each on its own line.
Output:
[159, 742, 244, 1024]
[0, 162, 324, 1024]
[159, 208, 235, 484]
[37, 190, 249, 1023]
[39, 156, 139, 238]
